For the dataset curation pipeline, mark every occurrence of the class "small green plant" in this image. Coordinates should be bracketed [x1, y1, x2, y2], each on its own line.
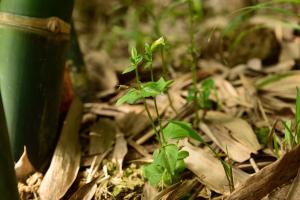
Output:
[187, 0, 204, 125]
[269, 88, 300, 157]
[187, 78, 215, 110]
[117, 37, 234, 190]
[143, 121, 205, 187]
[117, 37, 206, 187]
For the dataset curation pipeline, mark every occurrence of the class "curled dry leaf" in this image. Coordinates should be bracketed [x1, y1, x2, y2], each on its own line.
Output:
[85, 50, 118, 91]
[257, 72, 300, 100]
[112, 132, 128, 175]
[182, 141, 250, 195]
[69, 176, 100, 200]
[286, 167, 300, 200]
[166, 178, 199, 200]
[261, 183, 291, 200]
[15, 146, 35, 181]
[89, 118, 116, 155]
[201, 111, 261, 162]
[142, 182, 159, 200]
[117, 111, 150, 137]
[227, 144, 300, 200]
[39, 97, 82, 200]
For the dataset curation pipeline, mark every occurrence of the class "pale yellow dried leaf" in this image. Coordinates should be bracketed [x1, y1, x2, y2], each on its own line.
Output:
[182, 142, 249, 195]
[39, 97, 82, 200]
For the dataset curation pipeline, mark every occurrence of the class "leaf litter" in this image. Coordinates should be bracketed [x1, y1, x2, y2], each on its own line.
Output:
[18, 1, 300, 200]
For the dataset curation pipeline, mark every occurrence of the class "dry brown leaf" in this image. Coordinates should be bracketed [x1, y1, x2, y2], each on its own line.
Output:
[264, 183, 291, 200]
[227, 144, 300, 200]
[142, 183, 158, 200]
[287, 167, 300, 200]
[85, 50, 118, 91]
[15, 146, 35, 181]
[182, 141, 250, 195]
[112, 132, 128, 175]
[257, 72, 300, 99]
[280, 42, 300, 62]
[69, 176, 100, 200]
[166, 178, 199, 200]
[117, 111, 150, 137]
[87, 148, 112, 182]
[201, 111, 261, 162]
[263, 60, 295, 73]
[89, 118, 116, 155]
[260, 94, 294, 113]
[214, 77, 241, 108]
[38, 97, 82, 200]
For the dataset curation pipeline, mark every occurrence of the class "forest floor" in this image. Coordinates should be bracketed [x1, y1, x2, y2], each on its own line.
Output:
[17, 1, 300, 200]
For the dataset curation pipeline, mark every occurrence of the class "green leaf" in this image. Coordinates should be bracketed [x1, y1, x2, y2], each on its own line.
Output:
[189, 0, 203, 19]
[131, 47, 138, 59]
[163, 121, 204, 142]
[199, 78, 214, 109]
[130, 47, 143, 66]
[122, 65, 136, 74]
[156, 77, 173, 92]
[153, 149, 164, 166]
[161, 144, 179, 175]
[150, 37, 165, 52]
[143, 163, 164, 186]
[116, 88, 142, 106]
[283, 120, 293, 148]
[163, 121, 189, 141]
[187, 87, 197, 103]
[131, 54, 143, 65]
[162, 170, 173, 186]
[175, 159, 186, 174]
[141, 77, 173, 98]
[141, 82, 161, 97]
[255, 127, 269, 148]
[178, 150, 189, 160]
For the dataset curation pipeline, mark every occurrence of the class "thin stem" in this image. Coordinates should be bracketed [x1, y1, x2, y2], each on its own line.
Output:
[149, 63, 166, 144]
[188, 2, 200, 127]
[160, 48, 178, 115]
[134, 65, 161, 145]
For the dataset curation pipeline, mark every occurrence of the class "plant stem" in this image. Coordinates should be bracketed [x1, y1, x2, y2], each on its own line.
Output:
[160, 48, 178, 115]
[149, 64, 166, 145]
[188, 1, 200, 127]
[134, 65, 161, 145]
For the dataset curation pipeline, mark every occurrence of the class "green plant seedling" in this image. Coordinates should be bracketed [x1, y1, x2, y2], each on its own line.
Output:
[187, 78, 215, 110]
[143, 120, 205, 187]
[117, 37, 234, 190]
[117, 37, 207, 188]
[269, 88, 300, 156]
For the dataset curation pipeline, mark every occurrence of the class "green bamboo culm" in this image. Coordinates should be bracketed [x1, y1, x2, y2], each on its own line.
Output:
[67, 22, 90, 100]
[0, 0, 74, 169]
[0, 91, 19, 200]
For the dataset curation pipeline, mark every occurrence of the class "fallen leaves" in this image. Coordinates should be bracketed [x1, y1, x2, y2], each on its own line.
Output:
[15, 147, 35, 181]
[38, 97, 82, 200]
[200, 111, 261, 162]
[182, 141, 250, 195]
[227, 144, 300, 200]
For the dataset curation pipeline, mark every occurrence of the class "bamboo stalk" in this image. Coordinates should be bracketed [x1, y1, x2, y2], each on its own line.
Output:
[67, 22, 90, 99]
[0, 0, 74, 169]
[0, 91, 19, 200]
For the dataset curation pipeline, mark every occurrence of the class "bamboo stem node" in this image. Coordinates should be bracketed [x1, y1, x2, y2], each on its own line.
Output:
[0, 12, 70, 37]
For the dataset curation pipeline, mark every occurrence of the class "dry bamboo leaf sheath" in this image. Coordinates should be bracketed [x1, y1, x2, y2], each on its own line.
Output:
[39, 97, 82, 200]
